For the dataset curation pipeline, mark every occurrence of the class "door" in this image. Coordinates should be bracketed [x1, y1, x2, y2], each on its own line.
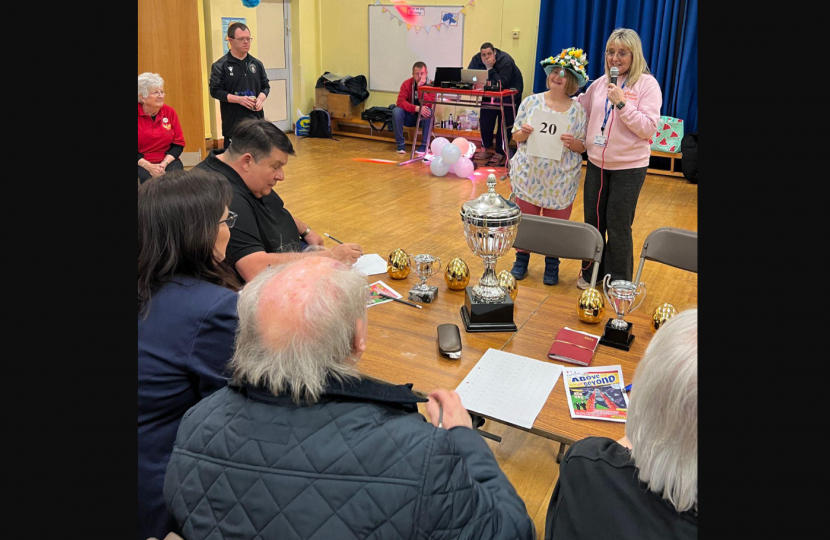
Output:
[256, 0, 292, 132]
[138, 0, 206, 163]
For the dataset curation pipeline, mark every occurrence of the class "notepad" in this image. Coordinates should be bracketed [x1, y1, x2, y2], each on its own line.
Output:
[353, 254, 388, 275]
[455, 348, 563, 429]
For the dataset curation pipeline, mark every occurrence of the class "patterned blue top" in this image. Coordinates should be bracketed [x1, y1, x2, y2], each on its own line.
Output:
[509, 93, 587, 209]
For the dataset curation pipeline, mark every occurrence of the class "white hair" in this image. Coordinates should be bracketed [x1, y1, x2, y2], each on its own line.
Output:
[626, 308, 697, 514]
[231, 261, 367, 404]
[138, 72, 164, 101]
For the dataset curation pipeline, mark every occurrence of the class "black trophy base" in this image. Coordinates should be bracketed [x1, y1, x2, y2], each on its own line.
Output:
[460, 287, 518, 333]
[599, 319, 635, 351]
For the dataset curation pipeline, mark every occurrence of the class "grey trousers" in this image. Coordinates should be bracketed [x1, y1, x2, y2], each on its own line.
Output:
[582, 161, 648, 283]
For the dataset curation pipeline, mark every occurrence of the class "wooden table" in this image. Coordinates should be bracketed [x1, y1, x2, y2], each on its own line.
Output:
[359, 271, 654, 448]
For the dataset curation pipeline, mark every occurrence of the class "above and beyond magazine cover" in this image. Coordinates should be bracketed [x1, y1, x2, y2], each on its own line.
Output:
[563, 366, 629, 422]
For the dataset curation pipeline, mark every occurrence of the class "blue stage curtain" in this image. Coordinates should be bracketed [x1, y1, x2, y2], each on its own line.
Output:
[534, 0, 697, 133]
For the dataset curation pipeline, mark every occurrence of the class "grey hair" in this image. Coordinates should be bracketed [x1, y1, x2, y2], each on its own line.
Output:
[231, 260, 367, 404]
[626, 308, 697, 514]
[138, 72, 164, 101]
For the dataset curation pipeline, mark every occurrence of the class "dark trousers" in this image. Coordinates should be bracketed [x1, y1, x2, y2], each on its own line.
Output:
[138, 158, 184, 184]
[479, 102, 515, 155]
[391, 107, 431, 150]
[582, 161, 648, 283]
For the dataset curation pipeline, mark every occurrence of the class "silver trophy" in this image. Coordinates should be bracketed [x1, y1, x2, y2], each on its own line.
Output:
[599, 274, 646, 351]
[459, 174, 522, 331]
[408, 254, 442, 303]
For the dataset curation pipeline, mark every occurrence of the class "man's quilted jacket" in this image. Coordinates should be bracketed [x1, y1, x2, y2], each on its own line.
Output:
[163, 378, 535, 540]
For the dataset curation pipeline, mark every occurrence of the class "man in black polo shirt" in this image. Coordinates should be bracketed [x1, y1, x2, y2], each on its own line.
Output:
[195, 119, 363, 282]
[209, 22, 270, 149]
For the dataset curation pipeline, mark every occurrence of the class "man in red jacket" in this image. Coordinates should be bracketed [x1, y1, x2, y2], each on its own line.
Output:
[392, 62, 435, 155]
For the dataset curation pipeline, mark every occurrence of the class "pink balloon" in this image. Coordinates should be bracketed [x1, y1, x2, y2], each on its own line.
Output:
[453, 157, 475, 178]
[452, 137, 470, 156]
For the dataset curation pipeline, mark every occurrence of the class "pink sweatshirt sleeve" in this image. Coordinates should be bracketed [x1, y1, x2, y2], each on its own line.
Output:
[576, 77, 600, 121]
[617, 75, 662, 140]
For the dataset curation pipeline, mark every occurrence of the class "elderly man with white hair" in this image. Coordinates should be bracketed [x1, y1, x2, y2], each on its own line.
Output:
[138, 72, 185, 183]
[544, 308, 698, 540]
[163, 257, 535, 540]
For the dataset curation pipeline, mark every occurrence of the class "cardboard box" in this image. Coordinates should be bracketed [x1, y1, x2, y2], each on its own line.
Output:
[314, 87, 328, 110]
[328, 93, 364, 119]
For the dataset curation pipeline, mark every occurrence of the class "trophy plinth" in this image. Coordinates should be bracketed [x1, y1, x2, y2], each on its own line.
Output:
[459, 174, 522, 333]
[460, 286, 518, 332]
[599, 274, 646, 352]
[599, 319, 636, 351]
[409, 285, 439, 303]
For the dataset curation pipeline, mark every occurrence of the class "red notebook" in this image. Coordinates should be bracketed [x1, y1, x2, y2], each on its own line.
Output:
[548, 327, 600, 366]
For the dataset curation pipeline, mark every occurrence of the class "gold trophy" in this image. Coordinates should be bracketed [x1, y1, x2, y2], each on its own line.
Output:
[497, 270, 518, 301]
[651, 302, 678, 332]
[576, 287, 605, 324]
[387, 248, 410, 279]
[445, 258, 471, 290]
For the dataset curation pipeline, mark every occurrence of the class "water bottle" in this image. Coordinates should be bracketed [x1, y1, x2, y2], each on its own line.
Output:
[448, 113, 454, 130]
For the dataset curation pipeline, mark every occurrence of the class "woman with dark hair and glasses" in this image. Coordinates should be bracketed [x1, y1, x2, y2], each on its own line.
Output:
[138, 169, 240, 540]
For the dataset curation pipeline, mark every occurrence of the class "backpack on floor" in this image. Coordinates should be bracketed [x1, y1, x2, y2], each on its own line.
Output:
[303, 108, 336, 140]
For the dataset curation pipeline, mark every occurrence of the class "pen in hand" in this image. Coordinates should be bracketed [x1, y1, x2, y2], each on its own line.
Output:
[324, 233, 344, 244]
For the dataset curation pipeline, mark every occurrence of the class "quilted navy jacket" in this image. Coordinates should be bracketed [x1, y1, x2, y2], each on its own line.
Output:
[164, 378, 535, 540]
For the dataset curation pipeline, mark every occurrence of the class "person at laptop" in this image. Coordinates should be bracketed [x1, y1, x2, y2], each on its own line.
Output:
[467, 43, 524, 166]
[393, 61, 436, 155]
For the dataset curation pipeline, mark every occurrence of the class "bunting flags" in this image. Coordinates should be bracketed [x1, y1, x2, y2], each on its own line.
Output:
[379, 4, 465, 35]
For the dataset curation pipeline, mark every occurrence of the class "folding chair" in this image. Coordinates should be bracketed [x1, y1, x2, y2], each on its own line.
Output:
[512, 215, 604, 287]
[633, 227, 698, 284]
[511, 215, 604, 463]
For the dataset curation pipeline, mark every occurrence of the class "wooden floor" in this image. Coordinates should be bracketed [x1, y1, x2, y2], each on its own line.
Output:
[273, 134, 697, 537]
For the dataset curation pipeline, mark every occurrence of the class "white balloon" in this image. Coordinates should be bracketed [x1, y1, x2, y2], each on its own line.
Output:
[440, 143, 462, 164]
[430, 156, 451, 176]
[430, 137, 449, 156]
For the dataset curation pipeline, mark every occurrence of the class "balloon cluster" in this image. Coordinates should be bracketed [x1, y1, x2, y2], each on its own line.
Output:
[429, 137, 476, 178]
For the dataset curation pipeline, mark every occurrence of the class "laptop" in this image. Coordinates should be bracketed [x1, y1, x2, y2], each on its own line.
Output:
[433, 67, 462, 86]
[461, 69, 488, 89]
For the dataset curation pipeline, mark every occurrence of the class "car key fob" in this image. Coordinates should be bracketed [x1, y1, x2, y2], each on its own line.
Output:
[437, 324, 462, 359]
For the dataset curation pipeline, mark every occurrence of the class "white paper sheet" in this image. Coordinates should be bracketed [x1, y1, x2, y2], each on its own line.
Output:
[353, 253, 388, 275]
[526, 110, 566, 161]
[455, 348, 563, 429]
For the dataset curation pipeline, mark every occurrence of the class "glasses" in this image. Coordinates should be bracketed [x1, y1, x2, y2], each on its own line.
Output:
[231, 37, 253, 43]
[219, 211, 238, 229]
[605, 51, 629, 59]
[148, 90, 165, 97]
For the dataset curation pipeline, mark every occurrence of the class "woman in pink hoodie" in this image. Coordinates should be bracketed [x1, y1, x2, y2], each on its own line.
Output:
[576, 28, 662, 289]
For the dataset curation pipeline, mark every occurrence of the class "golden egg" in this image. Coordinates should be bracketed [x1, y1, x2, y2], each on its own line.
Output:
[387, 248, 411, 279]
[497, 270, 518, 301]
[651, 302, 678, 332]
[444, 257, 470, 290]
[576, 287, 605, 324]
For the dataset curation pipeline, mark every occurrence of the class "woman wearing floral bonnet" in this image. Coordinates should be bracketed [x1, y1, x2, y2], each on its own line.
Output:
[508, 47, 589, 286]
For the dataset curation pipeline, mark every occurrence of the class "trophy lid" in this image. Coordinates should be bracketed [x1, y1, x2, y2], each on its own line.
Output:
[460, 174, 522, 226]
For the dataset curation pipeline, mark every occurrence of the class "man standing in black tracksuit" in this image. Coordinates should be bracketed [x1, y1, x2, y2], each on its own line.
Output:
[209, 22, 270, 148]
[467, 43, 524, 165]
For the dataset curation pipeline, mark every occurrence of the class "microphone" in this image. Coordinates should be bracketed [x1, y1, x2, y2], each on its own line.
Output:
[610, 66, 619, 86]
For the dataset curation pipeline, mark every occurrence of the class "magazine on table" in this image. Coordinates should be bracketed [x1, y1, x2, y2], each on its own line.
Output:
[563, 365, 629, 422]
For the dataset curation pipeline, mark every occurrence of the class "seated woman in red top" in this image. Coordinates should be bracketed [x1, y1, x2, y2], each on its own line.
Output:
[138, 72, 185, 184]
